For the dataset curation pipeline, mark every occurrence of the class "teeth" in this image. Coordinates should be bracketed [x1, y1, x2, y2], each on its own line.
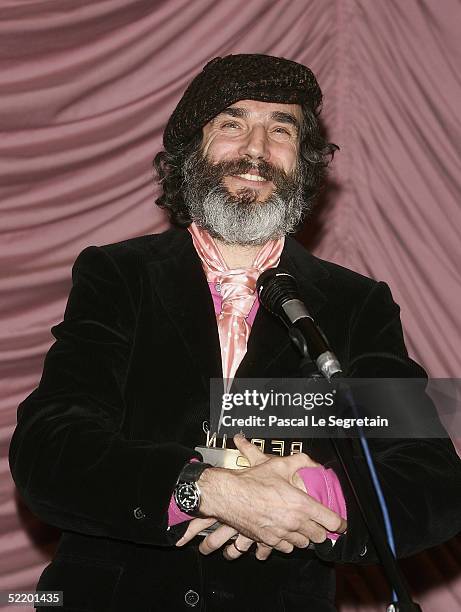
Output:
[237, 173, 266, 182]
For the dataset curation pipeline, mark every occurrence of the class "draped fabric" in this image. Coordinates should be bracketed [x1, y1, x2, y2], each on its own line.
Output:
[0, 1, 460, 610]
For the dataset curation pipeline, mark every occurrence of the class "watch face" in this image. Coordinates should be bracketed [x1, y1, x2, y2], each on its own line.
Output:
[175, 482, 200, 513]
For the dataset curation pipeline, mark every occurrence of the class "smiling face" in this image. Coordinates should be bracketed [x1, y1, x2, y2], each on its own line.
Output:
[181, 99, 308, 246]
[201, 99, 302, 203]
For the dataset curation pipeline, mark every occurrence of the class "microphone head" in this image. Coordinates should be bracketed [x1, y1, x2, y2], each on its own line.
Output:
[256, 268, 300, 316]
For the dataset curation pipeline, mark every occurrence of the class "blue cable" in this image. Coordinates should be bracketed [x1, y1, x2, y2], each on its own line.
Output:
[343, 386, 398, 602]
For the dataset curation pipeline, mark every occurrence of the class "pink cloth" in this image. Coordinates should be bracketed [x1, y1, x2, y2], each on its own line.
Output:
[168, 495, 193, 526]
[187, 222, 284, 385]
[297, 467, 347, 541]
[168, 279, 347, 538]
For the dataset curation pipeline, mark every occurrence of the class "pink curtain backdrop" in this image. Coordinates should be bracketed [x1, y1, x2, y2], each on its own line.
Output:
[1, 1, 460, 610]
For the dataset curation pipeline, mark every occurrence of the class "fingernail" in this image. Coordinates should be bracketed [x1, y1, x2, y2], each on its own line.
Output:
[176, 538, 185, 547]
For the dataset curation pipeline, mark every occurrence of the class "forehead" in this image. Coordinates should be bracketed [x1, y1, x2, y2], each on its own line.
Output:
[211, 99, 302, 122]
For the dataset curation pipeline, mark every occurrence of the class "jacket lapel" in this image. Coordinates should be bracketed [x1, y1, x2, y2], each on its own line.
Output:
[148, 230, 223, 392]
[236, 237, 329, 378]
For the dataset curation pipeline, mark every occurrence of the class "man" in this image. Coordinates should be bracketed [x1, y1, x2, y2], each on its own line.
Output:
[9, 54, 461, 611]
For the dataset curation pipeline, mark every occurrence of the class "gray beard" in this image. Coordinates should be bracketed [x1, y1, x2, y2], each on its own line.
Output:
[182, 151, 308, 246]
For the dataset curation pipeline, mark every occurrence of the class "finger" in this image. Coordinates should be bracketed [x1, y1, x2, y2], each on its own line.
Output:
[292, 491, 348, 536]
[199, 524, 238, 555]
[233, 434, 267, 465]
[284, 452, 321, 471]
[304, 498, 347, 535]
[283, 532, 311, 549]
[295, 519, 345, 544]
[255, 543, 274, 561]
[176, 518, 217, 546]
[273, 540, 294, 554]
[294, 511, 345, 544]
[296, 522, 327, 545]
[223, 535, 254, 560]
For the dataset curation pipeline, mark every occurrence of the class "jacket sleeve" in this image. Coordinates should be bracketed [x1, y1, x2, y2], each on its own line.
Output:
[8, 246, 202, 546]
[315, 281, 461, 565]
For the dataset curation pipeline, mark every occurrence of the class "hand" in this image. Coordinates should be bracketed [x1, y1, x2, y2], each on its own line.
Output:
[176, 435, 262, 552]
[176, 436, 289, 558]
[198, 434, 346, 552]
[198, 434, 320, 560]
[223, 435, 319, 560]
[203, 435, 273, 560]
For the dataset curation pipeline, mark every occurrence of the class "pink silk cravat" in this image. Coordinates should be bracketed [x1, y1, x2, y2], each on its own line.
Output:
[188, 222, 284, 386]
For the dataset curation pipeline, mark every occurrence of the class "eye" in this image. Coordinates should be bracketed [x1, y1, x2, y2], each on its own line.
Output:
[271, 126, 296, 142]
[221, 121, 240, 129]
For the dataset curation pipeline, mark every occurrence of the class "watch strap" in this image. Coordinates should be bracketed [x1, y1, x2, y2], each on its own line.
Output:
[177, 460, 212, 484]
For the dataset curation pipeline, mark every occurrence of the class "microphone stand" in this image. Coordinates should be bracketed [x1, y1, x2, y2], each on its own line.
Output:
[299, 355, 422, 612]
[257, 268, 422, 610]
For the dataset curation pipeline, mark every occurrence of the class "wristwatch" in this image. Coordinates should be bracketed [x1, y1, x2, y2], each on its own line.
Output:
[174, 461, 212, 516]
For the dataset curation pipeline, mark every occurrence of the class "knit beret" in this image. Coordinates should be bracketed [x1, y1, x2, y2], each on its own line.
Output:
[163, 53, 322, 152]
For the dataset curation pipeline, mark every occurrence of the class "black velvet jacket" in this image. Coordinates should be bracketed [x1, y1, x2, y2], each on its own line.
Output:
[9, 227, 461, 612]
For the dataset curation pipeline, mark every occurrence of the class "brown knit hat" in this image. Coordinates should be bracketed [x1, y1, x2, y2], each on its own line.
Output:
[163, 54, 322, 152]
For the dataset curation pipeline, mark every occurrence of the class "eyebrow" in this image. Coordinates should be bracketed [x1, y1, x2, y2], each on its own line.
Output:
[215, 106, 301, 132]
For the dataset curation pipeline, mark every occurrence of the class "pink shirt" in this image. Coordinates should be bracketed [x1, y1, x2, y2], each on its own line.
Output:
[168, 281, 347, 539]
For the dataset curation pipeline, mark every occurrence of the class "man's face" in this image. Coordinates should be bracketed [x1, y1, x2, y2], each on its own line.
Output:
[201, 99, 302, 203]
[182, 99, 308, 246]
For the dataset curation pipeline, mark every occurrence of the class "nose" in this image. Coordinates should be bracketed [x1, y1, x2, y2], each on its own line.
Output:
[237, 124, 270, 162]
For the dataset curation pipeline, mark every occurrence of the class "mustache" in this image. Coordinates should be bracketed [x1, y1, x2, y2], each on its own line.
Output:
[213, 159, 292, 185]
[203, 157, 296, 186]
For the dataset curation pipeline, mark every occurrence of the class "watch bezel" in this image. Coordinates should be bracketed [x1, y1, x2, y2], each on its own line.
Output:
[174, 481, 201, 514]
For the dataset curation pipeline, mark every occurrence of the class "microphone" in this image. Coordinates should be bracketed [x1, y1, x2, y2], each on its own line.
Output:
[256, 268, 342, 380]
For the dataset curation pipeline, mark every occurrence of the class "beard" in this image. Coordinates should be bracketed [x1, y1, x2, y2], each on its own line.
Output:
[182, 148, 309, 246]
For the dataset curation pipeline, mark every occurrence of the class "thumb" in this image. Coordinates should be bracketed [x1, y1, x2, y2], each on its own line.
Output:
[233, 433, 266, 465]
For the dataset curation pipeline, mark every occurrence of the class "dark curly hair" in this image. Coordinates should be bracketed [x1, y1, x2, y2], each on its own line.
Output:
[153, 104, 338, 227]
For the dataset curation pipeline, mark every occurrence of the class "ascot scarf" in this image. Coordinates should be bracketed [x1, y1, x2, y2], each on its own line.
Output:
[188, 222, 284, 387]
